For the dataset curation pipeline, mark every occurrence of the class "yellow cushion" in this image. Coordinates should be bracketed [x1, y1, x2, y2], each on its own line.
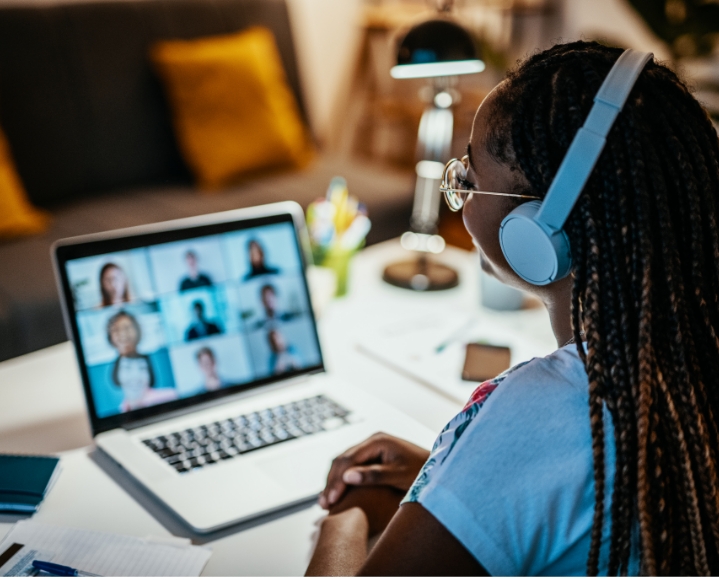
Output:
[0, 127, 49, 239]
[150, 27, 314, 190]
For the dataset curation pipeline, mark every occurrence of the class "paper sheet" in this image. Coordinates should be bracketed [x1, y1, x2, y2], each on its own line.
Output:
[0, 522, 211, 577]
[356, 309, 556, 404]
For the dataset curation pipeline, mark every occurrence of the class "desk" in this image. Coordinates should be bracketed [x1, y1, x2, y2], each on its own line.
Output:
[0, 240, 555, 575]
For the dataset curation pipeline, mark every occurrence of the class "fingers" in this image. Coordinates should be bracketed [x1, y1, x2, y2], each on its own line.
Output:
[318, 433, 387, 509]
[342, 464, 404, 487]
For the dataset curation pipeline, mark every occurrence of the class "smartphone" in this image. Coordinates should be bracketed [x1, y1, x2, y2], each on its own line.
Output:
[462, 342, 512, 382]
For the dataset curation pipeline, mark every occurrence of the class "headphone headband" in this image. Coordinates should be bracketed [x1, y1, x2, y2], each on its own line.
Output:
[498, 48, 652, 286]
[535, 49, 653, 232]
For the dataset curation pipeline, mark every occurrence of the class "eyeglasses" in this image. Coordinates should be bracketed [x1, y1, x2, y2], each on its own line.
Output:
[440, 155, 541, 212]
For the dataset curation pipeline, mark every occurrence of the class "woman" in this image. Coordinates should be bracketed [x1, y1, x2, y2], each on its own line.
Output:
[112, 353, 176, 412]
[99, 262, 130, 307]
[106, 310, 141, 357]
[308, 42, 719, 576]
[107, 311, 177, 412]
[244, 239, 279, 280]
[196, 346, 224, 391]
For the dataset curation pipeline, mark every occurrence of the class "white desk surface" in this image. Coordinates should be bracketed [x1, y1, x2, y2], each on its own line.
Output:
[0, 240, 556, 576]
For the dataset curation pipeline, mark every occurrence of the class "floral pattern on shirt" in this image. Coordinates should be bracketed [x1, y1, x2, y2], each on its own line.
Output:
[403, 360, 531, 504]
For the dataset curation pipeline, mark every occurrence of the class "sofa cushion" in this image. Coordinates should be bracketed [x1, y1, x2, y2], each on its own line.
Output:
[0, 0, 307, 206]
[0, 155, 412, 361]
[0, 127, 49, 239]
[151, 27, 313, 189]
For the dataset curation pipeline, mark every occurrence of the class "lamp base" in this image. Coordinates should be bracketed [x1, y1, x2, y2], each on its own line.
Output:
[382, 255, 459, 291]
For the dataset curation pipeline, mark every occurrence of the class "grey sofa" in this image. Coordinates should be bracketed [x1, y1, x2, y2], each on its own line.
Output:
[0, 0, 413, 362]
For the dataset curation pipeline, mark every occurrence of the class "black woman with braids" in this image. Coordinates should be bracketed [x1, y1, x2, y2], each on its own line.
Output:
[305, 40, 719, 576]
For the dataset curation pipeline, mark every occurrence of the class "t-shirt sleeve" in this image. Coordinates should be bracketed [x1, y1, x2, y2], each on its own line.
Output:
[403, 350, 601, 576]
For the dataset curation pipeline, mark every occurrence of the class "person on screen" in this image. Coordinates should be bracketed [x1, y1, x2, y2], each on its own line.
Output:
[105, 311, 177, 412]
[196, 346, 226, 392]
[267, 328, 301, 374]
[185, 300, 222, 341]
[243, 239, 279, 280]
[106, 310, 141, 357]
[99, 263, 130, 307]
[179, 250, 213, 292]
[112, 353, 177, 412]
[253, 284, 298, 329]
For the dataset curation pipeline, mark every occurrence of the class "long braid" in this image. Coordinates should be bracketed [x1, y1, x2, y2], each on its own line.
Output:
[488, 41, 719, 574]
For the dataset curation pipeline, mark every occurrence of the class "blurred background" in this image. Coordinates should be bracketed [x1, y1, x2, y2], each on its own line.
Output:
[0, 0, 717, 364]
[288, 0, 719, 247]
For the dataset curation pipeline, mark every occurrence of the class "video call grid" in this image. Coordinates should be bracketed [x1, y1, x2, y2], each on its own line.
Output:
[65, 223, 322, 419]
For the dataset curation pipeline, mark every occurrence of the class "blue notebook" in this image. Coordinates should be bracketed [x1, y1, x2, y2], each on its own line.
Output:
[0, 455, 60, 514]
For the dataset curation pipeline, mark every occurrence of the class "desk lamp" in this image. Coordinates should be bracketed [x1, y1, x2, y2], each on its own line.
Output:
[382, 14, 484, 291]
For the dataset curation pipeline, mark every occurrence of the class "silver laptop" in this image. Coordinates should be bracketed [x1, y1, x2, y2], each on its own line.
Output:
[52, 201, 434, 533]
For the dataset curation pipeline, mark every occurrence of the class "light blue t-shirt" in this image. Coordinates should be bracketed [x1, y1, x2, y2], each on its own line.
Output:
[403, 343, 639, 576]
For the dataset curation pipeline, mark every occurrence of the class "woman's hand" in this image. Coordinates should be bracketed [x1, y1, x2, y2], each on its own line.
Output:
[318, 432, 429, 509]
[329, 485, 406, 537]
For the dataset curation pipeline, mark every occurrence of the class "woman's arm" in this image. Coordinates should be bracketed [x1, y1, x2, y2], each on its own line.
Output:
[306, 487, 489, 576]
[359, 503, 489, 576]
[306, 508, 369, 577]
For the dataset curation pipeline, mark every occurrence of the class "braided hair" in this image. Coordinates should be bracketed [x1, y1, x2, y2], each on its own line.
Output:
[486, 41, 719, 575]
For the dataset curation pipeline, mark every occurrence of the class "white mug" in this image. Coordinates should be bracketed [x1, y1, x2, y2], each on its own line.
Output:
[480, 269, 525, 311]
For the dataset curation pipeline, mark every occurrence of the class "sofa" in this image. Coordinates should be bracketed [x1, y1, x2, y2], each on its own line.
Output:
[0, 0, 414, 362]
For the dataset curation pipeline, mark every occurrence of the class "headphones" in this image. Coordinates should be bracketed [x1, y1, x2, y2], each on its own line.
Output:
[499, 49, 653, 286]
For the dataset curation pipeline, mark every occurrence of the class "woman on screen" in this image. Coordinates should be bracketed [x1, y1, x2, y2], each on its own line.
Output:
[112, 353, 177, 412]
[244, 239, 279, 280]
[106, 311, 177, 412]
[106, 310, 141, 357]
[196, 346, 225, 391]
[99, 263, 130, 307]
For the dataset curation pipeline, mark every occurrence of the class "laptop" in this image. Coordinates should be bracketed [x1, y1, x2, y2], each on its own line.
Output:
[52, 201, 435, 533]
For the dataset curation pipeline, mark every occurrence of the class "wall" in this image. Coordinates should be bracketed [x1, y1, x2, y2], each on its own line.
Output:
[561, 0, 671, 59]
[286, 0, 364, 146]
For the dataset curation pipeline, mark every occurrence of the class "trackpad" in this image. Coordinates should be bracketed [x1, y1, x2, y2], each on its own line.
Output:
[257, 450, 332, 495]
[257, 427, 371, 495]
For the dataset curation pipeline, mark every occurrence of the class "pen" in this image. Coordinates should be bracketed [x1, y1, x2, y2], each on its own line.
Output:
[32, 560, 102, 577]
[435, 318, 477, 353]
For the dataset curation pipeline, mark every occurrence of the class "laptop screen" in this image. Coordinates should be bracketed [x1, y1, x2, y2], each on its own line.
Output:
[55, 210, 324, 434]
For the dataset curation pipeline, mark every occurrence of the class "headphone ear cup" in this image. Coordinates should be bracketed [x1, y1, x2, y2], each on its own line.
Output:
[499, 200, 572, 285]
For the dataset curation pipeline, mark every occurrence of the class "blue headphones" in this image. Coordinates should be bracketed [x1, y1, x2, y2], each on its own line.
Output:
[499, 49, 653, 286]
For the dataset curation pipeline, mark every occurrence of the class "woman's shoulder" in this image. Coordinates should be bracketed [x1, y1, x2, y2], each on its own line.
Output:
[405, 344, 589, 503]
[464, 343, 588, 413]
[404, 344, 599, 575]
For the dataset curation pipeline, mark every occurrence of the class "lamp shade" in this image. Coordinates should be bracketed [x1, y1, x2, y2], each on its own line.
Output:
[391, 19, 484, 79]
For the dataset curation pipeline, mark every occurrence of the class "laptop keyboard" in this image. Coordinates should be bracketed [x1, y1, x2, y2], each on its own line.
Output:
[142, 395, 350, 474]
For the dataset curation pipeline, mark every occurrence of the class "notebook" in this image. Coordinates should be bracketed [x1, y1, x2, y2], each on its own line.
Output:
[0, 455, 60, 514]
[0, 521, 211, 577]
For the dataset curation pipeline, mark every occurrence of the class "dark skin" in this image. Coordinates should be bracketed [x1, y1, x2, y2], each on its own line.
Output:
[306, 86, 576, 576]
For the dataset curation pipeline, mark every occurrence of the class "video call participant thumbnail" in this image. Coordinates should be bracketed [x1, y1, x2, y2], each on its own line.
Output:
[107, 310, 142, 358]
[106, 311, 177, 412]
[185, 300, 222, 341]
[253, 283, 298, 330]
[244, 239, 279, 280]
[100, 262, 131, 307]
[196, 346, 226, 392]
[179, 250, 214, 292]
[267, 328, 301, 375]
[112, 354, 177, 412]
